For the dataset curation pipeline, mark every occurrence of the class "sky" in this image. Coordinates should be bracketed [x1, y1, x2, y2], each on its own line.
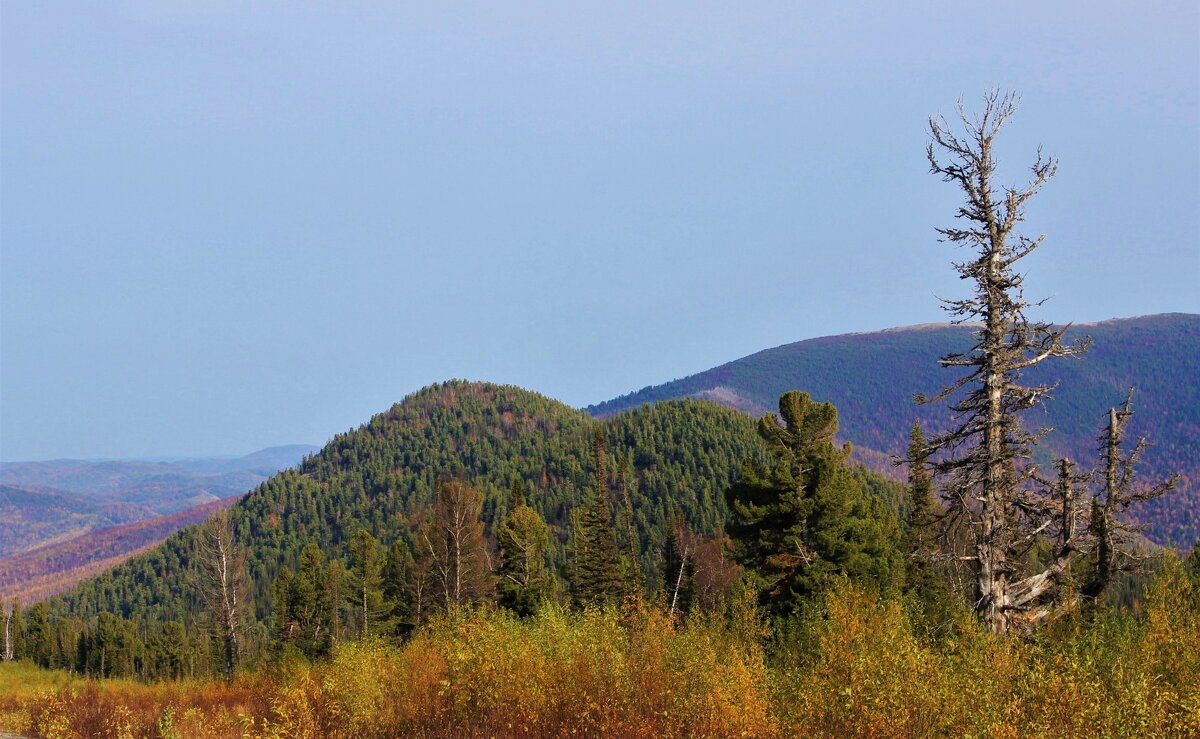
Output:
[2, 1, 1197, 461]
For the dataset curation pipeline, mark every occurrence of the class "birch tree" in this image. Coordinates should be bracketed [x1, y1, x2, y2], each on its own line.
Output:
[195, 509, 245, 682]
[420, 481, 491, 614]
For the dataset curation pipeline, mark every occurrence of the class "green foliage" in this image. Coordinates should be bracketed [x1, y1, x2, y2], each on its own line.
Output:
[659, 521, 696, 616]
[568, 433, 626, 608]
[726, 391, 904, 615]
[496, 479, 552, 616]
[591, 315, 1200, 549]
[381, 539, 418, 635]
[49, 383, 763, 630]
[345, 530, 390, 638]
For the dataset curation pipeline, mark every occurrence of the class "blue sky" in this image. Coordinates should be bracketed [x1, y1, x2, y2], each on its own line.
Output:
[2, 1, 1197, 460]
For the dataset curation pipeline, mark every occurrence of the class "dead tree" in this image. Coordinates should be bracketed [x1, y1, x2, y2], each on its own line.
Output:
[921, 90, 1089, 634]
[1081, 392, 1179, 601]
[195, 510, 244, 683]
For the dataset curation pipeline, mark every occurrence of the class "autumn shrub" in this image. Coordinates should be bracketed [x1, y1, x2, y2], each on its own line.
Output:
[4, 565, 1197, 739]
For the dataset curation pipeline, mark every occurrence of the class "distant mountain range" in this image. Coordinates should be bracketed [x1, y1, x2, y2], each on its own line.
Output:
[0, 445, 315, 600]
[589, 314, 1199, 549]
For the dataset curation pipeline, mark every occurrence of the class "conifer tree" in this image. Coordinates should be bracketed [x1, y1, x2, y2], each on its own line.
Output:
[1185, 538, 1200, 587]
[726, 391, 903, 615]
[904, 422, 940, 585]
[346, 529, 390, 637]
[382, 539, 419, 635]
[24, 603, 53, 668]
[288, 543, 335, 657]
[1080, 394, 1179, 603]
[616, 461, 646, 597]
[496, 478, 552, 616]
[155, 620, 188, 680]
[569, 430, 626, 608]
[271, 565, 296, 644]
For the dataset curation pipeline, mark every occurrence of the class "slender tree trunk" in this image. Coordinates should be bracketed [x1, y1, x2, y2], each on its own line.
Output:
[670, 543, 690, 616]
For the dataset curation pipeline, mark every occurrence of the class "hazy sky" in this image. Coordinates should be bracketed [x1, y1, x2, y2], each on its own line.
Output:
[2, 1, 1197, 460]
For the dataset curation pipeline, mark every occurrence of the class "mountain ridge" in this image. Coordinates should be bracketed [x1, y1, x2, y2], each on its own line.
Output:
[588, 313, 1199, 548]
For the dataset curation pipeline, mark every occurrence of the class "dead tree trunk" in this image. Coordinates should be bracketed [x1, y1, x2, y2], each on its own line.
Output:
[1081, 393, 1178, 601]
[922, 90, 1087, 634]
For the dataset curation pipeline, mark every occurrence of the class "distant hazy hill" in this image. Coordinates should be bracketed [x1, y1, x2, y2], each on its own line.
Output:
[589, 314, 1200, 548]
[0, 485, 151, 559]
[53, 382, 849, 623]
[0, 446, 315, 563]
[0, 496, 237, 605]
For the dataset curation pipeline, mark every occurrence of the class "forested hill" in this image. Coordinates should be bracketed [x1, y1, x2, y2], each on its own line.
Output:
[52, 381, 834, 623]
[589, 313, 1200, 548]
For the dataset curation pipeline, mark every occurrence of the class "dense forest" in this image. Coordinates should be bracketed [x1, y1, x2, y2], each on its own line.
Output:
[4, 383, 831, 675]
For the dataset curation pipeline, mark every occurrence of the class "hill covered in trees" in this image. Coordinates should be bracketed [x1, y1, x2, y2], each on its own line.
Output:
[49, 381, 865, 628]
[589, 313, 1200, 548]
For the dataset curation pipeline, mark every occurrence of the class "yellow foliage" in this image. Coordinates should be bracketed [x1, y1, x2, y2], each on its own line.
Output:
[1, 562, 1196, 738]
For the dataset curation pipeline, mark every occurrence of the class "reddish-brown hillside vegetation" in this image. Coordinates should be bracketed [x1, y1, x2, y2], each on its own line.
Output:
[0, 496, 237, 604]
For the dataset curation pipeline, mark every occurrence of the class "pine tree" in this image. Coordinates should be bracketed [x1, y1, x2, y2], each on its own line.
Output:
[271, 566, 296, 645]
[496, 478, 552, 616]
[726, 391, 904, 615]
[922, 93, 1178, 632]
[289, 543, 334, 657]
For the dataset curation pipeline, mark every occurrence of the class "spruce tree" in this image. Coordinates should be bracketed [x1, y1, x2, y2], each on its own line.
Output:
[616, 461, 646, 597]
[726, 391, 904, 615]
[568, 430, 626, 608]
[382, 539, 418, 635]
[346, 529, 390, 638]
[904, 422, 940, 583]
[496, 478, 552, 616]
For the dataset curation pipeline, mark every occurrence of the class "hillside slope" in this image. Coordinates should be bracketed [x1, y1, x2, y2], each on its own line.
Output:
[0, 496, 238, 604]
[0, 446, 316, 558]
[589, 314, 1200, 548]
[52, 382, 831, 623]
